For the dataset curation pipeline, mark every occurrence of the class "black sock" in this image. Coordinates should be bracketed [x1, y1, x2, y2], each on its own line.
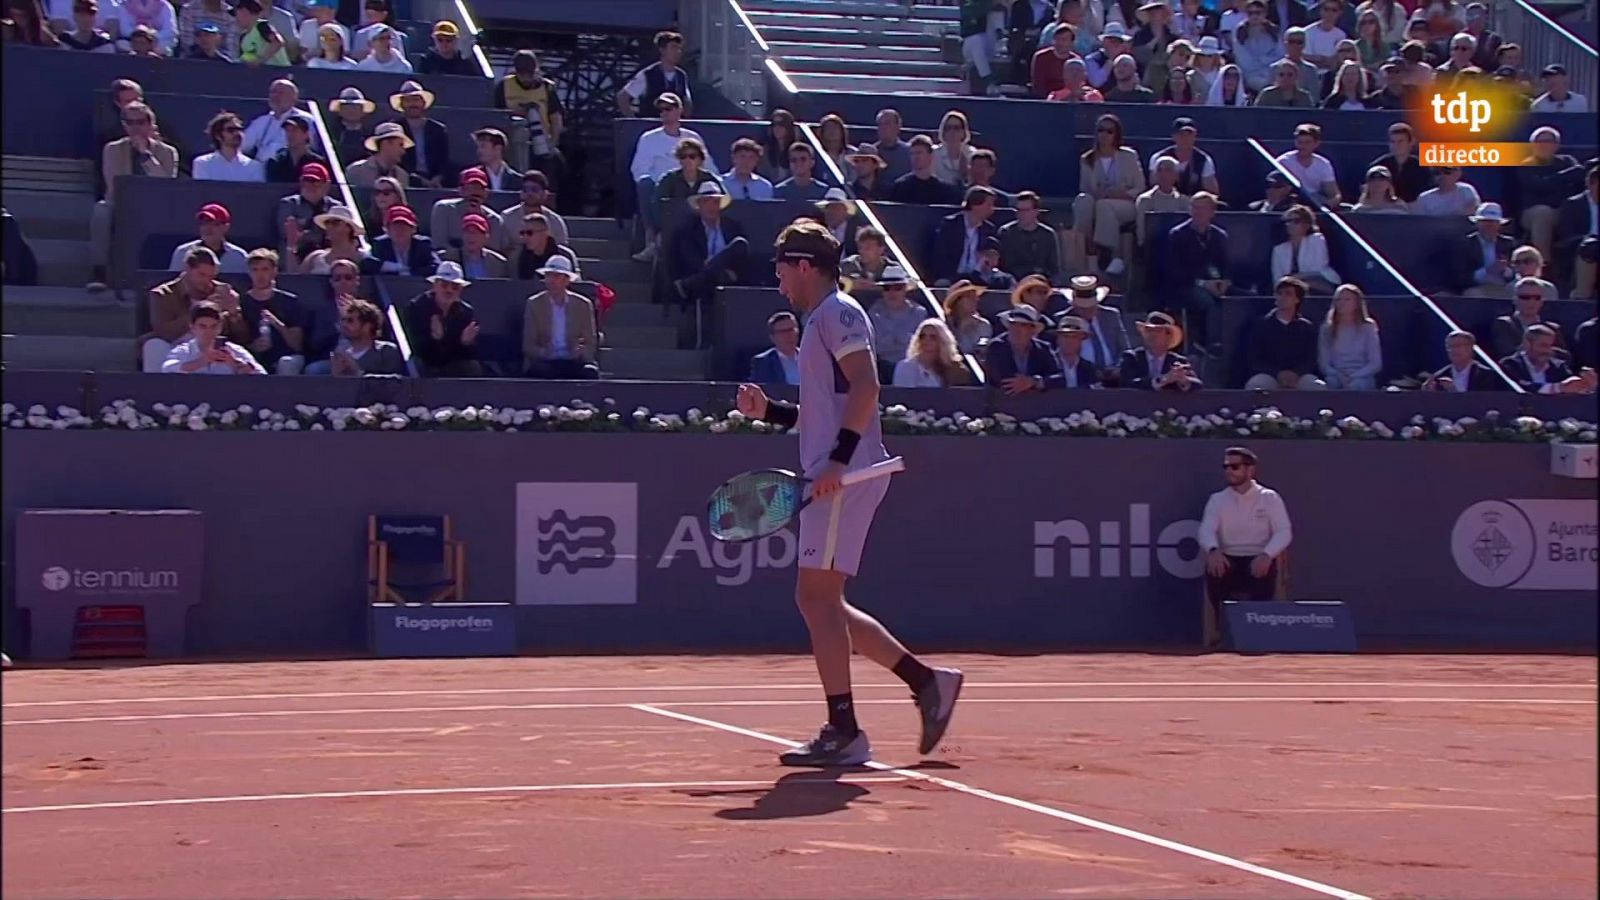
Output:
[893, 654, 935, 693]
[826, 693, 858, 737]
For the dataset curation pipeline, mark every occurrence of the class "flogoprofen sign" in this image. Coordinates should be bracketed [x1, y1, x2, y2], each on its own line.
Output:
[1410, 83, 1534, 167]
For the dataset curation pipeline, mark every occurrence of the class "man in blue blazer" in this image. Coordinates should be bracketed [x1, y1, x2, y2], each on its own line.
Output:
[1045, 315, 1103, 389]
[927, 186, 1000, 286]
[1423, 331, 1509, 392]
[364, 205, 440, 278]
[1120, 311, 1203, 391]
[747, 310, 801, 385]
[984, 304, 1060, 394]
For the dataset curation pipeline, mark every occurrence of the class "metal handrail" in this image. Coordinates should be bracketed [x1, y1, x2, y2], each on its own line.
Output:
[1246, 138, 1522, 392]
[1492, 0, 1598, 100]
[683, 1, 798, 115]
[452, 0, 496, 79]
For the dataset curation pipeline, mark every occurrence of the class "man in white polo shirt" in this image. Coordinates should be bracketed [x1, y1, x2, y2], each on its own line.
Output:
[1199, 446, 1292, 601]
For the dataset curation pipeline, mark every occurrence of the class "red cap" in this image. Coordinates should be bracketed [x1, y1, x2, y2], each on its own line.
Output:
[461, 214, 489, 234]
[460, 167, 489, 187]
[196, 203, 231, 224]
[385, 205, 418, 227]
[299, 162, 330, 183]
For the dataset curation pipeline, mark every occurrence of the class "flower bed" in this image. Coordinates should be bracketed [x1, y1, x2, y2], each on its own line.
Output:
[4, 400, 1595, 443]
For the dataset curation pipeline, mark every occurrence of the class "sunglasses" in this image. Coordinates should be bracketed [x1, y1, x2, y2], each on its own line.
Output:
[222, 125, 243, 134]
[436, 35, 456, 42]
[521, 228, 548, 236]
[1286, 38, 1305, 44]
[1222, 463, 1248, 470]
[1516, 294, 1543, 301]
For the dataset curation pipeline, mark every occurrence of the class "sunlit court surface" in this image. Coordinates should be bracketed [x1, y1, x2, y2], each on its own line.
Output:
[2, 653, 1594, 899]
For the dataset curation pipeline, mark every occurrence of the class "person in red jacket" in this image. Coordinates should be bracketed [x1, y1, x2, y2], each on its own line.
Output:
[1031, 25, 1080, 98]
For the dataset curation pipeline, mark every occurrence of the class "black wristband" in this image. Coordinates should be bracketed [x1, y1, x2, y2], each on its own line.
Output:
[829, 428, 861, 465]
[761, 399, 798, 429]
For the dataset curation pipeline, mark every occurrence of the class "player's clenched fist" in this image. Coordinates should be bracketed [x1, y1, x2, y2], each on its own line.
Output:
[735, 383, 769, 419]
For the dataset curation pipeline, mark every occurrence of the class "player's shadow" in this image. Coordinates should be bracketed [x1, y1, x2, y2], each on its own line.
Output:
[689, 769, 874, 821]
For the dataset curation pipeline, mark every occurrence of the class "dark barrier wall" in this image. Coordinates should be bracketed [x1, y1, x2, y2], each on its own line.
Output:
[3, 431, 1594, 657]
[471, 0, 676, 31]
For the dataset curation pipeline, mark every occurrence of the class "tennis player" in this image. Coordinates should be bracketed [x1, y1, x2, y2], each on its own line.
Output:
[736, 221, 962, 766]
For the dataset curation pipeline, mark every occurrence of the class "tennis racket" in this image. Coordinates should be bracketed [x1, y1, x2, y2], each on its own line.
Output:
[706, 456, 905, 543]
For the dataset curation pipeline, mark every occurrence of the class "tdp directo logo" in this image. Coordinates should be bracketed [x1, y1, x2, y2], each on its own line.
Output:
[1409, 81, 1532, 168]
[535, 510, 617, 574]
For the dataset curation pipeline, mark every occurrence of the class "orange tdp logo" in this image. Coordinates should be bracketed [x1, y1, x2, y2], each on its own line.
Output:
[1410, 83, 1532, 167]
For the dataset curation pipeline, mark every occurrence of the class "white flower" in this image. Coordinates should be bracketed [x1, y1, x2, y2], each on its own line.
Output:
[310, 423, 325, 431]
[389, 415, 408, 430]
[727, 410, 746, 423]
[1021, 422, 1042, 436]
[751, 420, 770, 433]
[332, 418, 347, 431]
[434, 409, 454, 423]
[219, 411, 238, 425]
[1326, 426, 1342, 439]
[709, 421, 729, 434]
[460, 408, 479, 423]
[284, 420, 300, 431]
[354, 408, 377, 427]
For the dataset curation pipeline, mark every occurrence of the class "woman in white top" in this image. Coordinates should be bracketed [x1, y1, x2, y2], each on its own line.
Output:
[1409, 165, 1481, 216]
[894, 318, 976, 387]
[1271, 204, 1339, 293]
[943, 281, 993, 356]
[1205, 64, 1249, 106]
[296, 206, 366, 275]
[1318, 284, 1383, 390]
[356, 26, 413, 73]
[816, 114, 855, 178]
[932, 110, 975, 186]
[1350, 166, 1410, 213]
[306, 23, 357, 69]
[1323, 60, 1369, 110]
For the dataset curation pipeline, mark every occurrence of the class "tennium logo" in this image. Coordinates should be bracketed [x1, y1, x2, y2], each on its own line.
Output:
[41, 565, 179, 593]
[536, 510, 617, 574]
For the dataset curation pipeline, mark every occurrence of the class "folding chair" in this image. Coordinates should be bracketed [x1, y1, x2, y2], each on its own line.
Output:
[1202, 549, 1291, 648]
[367, 515, 466, 605]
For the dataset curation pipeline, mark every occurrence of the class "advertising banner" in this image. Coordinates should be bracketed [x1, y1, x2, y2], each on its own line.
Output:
[369, 604, 518, 658]
[1451, 499, 1599, 591]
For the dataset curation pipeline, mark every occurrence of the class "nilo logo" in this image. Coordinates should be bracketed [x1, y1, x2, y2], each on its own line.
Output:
[1032, 505, 1203, 579]
[41, 565, 179, 592]
[658, 516, 794, 586]
[536, 510, 617, 574]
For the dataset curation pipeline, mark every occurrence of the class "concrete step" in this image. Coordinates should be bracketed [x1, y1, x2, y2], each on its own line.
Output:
[758, 23, 945, 46]
[568, 236, 631, 258]
[2, 156, 96, 192]
[602, 347, 708, 380]
[790, 71, 966, 94]
[2, 334, 135, 372]
[765, 40, 946, 62]
[604, 302, 684, 328]
[746, 10, 954, 34]
[579, 258, 654, 285]
[602, 324, 680, 349]
[779, 55, 957, 77]
[565, 216, 626, 241]
[749, 0, 957, 17]
[1, 286, 136, 338]
[1, 189, 95, 241]
[29, 237, 96, 287]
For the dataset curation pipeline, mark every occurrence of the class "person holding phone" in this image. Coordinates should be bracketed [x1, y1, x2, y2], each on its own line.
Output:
[162, 303, 268, 375]
[232, 0, 287, 66]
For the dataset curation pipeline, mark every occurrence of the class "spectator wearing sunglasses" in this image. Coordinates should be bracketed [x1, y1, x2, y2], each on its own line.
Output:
[509, 212, 578, 281]
[193, 112, 266, 182]
[92, 100, 176, 286]
[1199, 447, 1292, 603]
[418, 20, 478, 76]
[322, 298, 405, 376]
[1491, 279, 1568, 360]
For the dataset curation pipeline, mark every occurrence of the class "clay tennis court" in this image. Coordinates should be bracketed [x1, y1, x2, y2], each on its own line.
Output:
[3, 653, 1595, 899]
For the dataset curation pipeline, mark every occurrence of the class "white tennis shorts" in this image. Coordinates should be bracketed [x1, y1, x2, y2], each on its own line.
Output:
[797, 475, 890, 577]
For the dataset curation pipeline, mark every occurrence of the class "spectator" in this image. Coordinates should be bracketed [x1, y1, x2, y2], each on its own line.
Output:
[1351, 166, 1409, 213]
[60, 0, 112, 51]
[1275, 123, 1341, 206]
[1459, 1, 1500, 69]
[441, 214, 508, 279]
[1041, 0, 1097, 55]
[125, 23, 160, 55]
[1165, 192, 1230, 352]
[367, 205, 439, 278]
[1366, 123, 1429, 203]
[815, 113, 855, 176]
[629, 93, 707, 261]
[241, 79, 302, 162]
[895, 318, 977, 387]
[432, 168, 507, 251]
[1511, 127, 1583, 262]
[178, 0, 234, 57]
[973, 236, 1016, 290]
[1271, 204, 1338, 293]
[1556, 166, 1598, 299]
[346, 121, 411, 188]
[1304, 0, 1348, 69]
[322, 298, 404, 376]
[193, 112, 266, 183]
[1043, 315, 1102, 389]
[351, 0, 405, 60]
[1136, 156, 1193, 247]
[1121, 310, 1202, 390]
[1352, 9, 1390, 69]
[92, 100, 177, 286]
[1084, 22, 1130, 91]
[1050, 57, 1106, 102]
[1364, 62, 1415, 109]
[1246, 276, 1323, 390]
[1233, 2, 1281, 94]
[1149, 117, 1220, 198]
[472, 128, 521, 192]
[233, 0, 288, 66]
[1437, 31, 1476, 77]
[1531, 64, 1588, 114]
[656, 138, 723, 224]
[1250, 171, 1300, 214]
[1073, 113, 1145, 276]
[509, 212, 578, 281]
[305, 21, 356, 67]
[418, 20, 477, 76]
[1062, 275, 1128, 378]
[240, 247, 305, 375]
[1491, 278, 1568, 359]
[501, 171, 567, 249]
[298, 261, 364, 370]
[932, 111, 976, 187]
[1573, 317, 1598, 374]
[748, 310, 801, 385]
[725, 138, 775, 201]
[813, 189, 860, 256]
[356, 24, 410, 73]
[967, 149, 1011, 207]
[1173, 0, 1207, 42]
[943, 280, 992, 356]
[113, 0, 175, 53]
[326, 88, 376, 163]
[362, 176, 408, 235]
[760, 109, 797, 183]
[1103, 53, 1158, 102]
[985, 305, 1060, 394]
[493, 49, 566, 187]
[522, 256, 598, 380]
[1256, 58, 1317, 107]
[998, 191, 1060, 282]
[187, 20, 231, 60]
[1455, 201, 1515, 297]
[666, 182, 748, 311]
[1509, 245, 1557, 301]
[257, 0, 297, 58]
[1318, 283, 1382, 389]
[276, 162, 335, 260]
[1206, 63, 1250, 105]
[1495, 44, 1534, 92]
[161, 303, 266, 375]
[264, 113, 329, 184]
[930, 186, 1000, 286]
[959, 0, 1000, 96]
[1323, 58, 1370, 108]
[1499, 324, 1593, 395]
[297, 205, 368, 275]
[1357, 0, 1407, 46]
[1162, 68, 1199, 103]
[404, 262, 482, 378]
[1280, 27, 1322, 94]
[169, 203, 248, 273]
[1266, 0, 1311, 33]
[859, 264, 928, 382]
[392, 81, 453, 189]
[294, 0, 345, 63]
[1199, 447, 1291, 602]
[617, 30, 691, 117]
[1032, 25, 1080, 98]
[1412, 165, 1480, 216]
[1009, 0, 1056, 86]
[142, 247, 249, 372]
[845, 147, 890, 201]
[773, 142, 829, 202]
[890, 135, 961, 205]
[1317, 40, 1369, 96]
[1189, 36, 1224, 97]
[1423, 330, 1504, 391]
[840, 226, 889, 286]
[1011, 273, 1070, 323]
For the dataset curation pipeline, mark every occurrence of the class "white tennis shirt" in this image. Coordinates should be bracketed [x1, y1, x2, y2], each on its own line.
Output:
[797, 290, 889, 479]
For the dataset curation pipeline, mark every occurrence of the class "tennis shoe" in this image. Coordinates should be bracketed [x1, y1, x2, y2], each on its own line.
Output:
[778, 724, 871, 767]
[914, 667, 964, 755]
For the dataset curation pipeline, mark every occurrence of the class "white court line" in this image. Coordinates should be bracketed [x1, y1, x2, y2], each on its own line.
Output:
[5, 696, 1590, 727]
[0, 775, 908, 815]
[631, 703, 1372, 900]
[5, 680, 1593, 708]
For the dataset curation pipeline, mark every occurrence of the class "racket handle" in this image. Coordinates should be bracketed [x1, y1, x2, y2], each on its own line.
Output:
[839, 456, 905, 486]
